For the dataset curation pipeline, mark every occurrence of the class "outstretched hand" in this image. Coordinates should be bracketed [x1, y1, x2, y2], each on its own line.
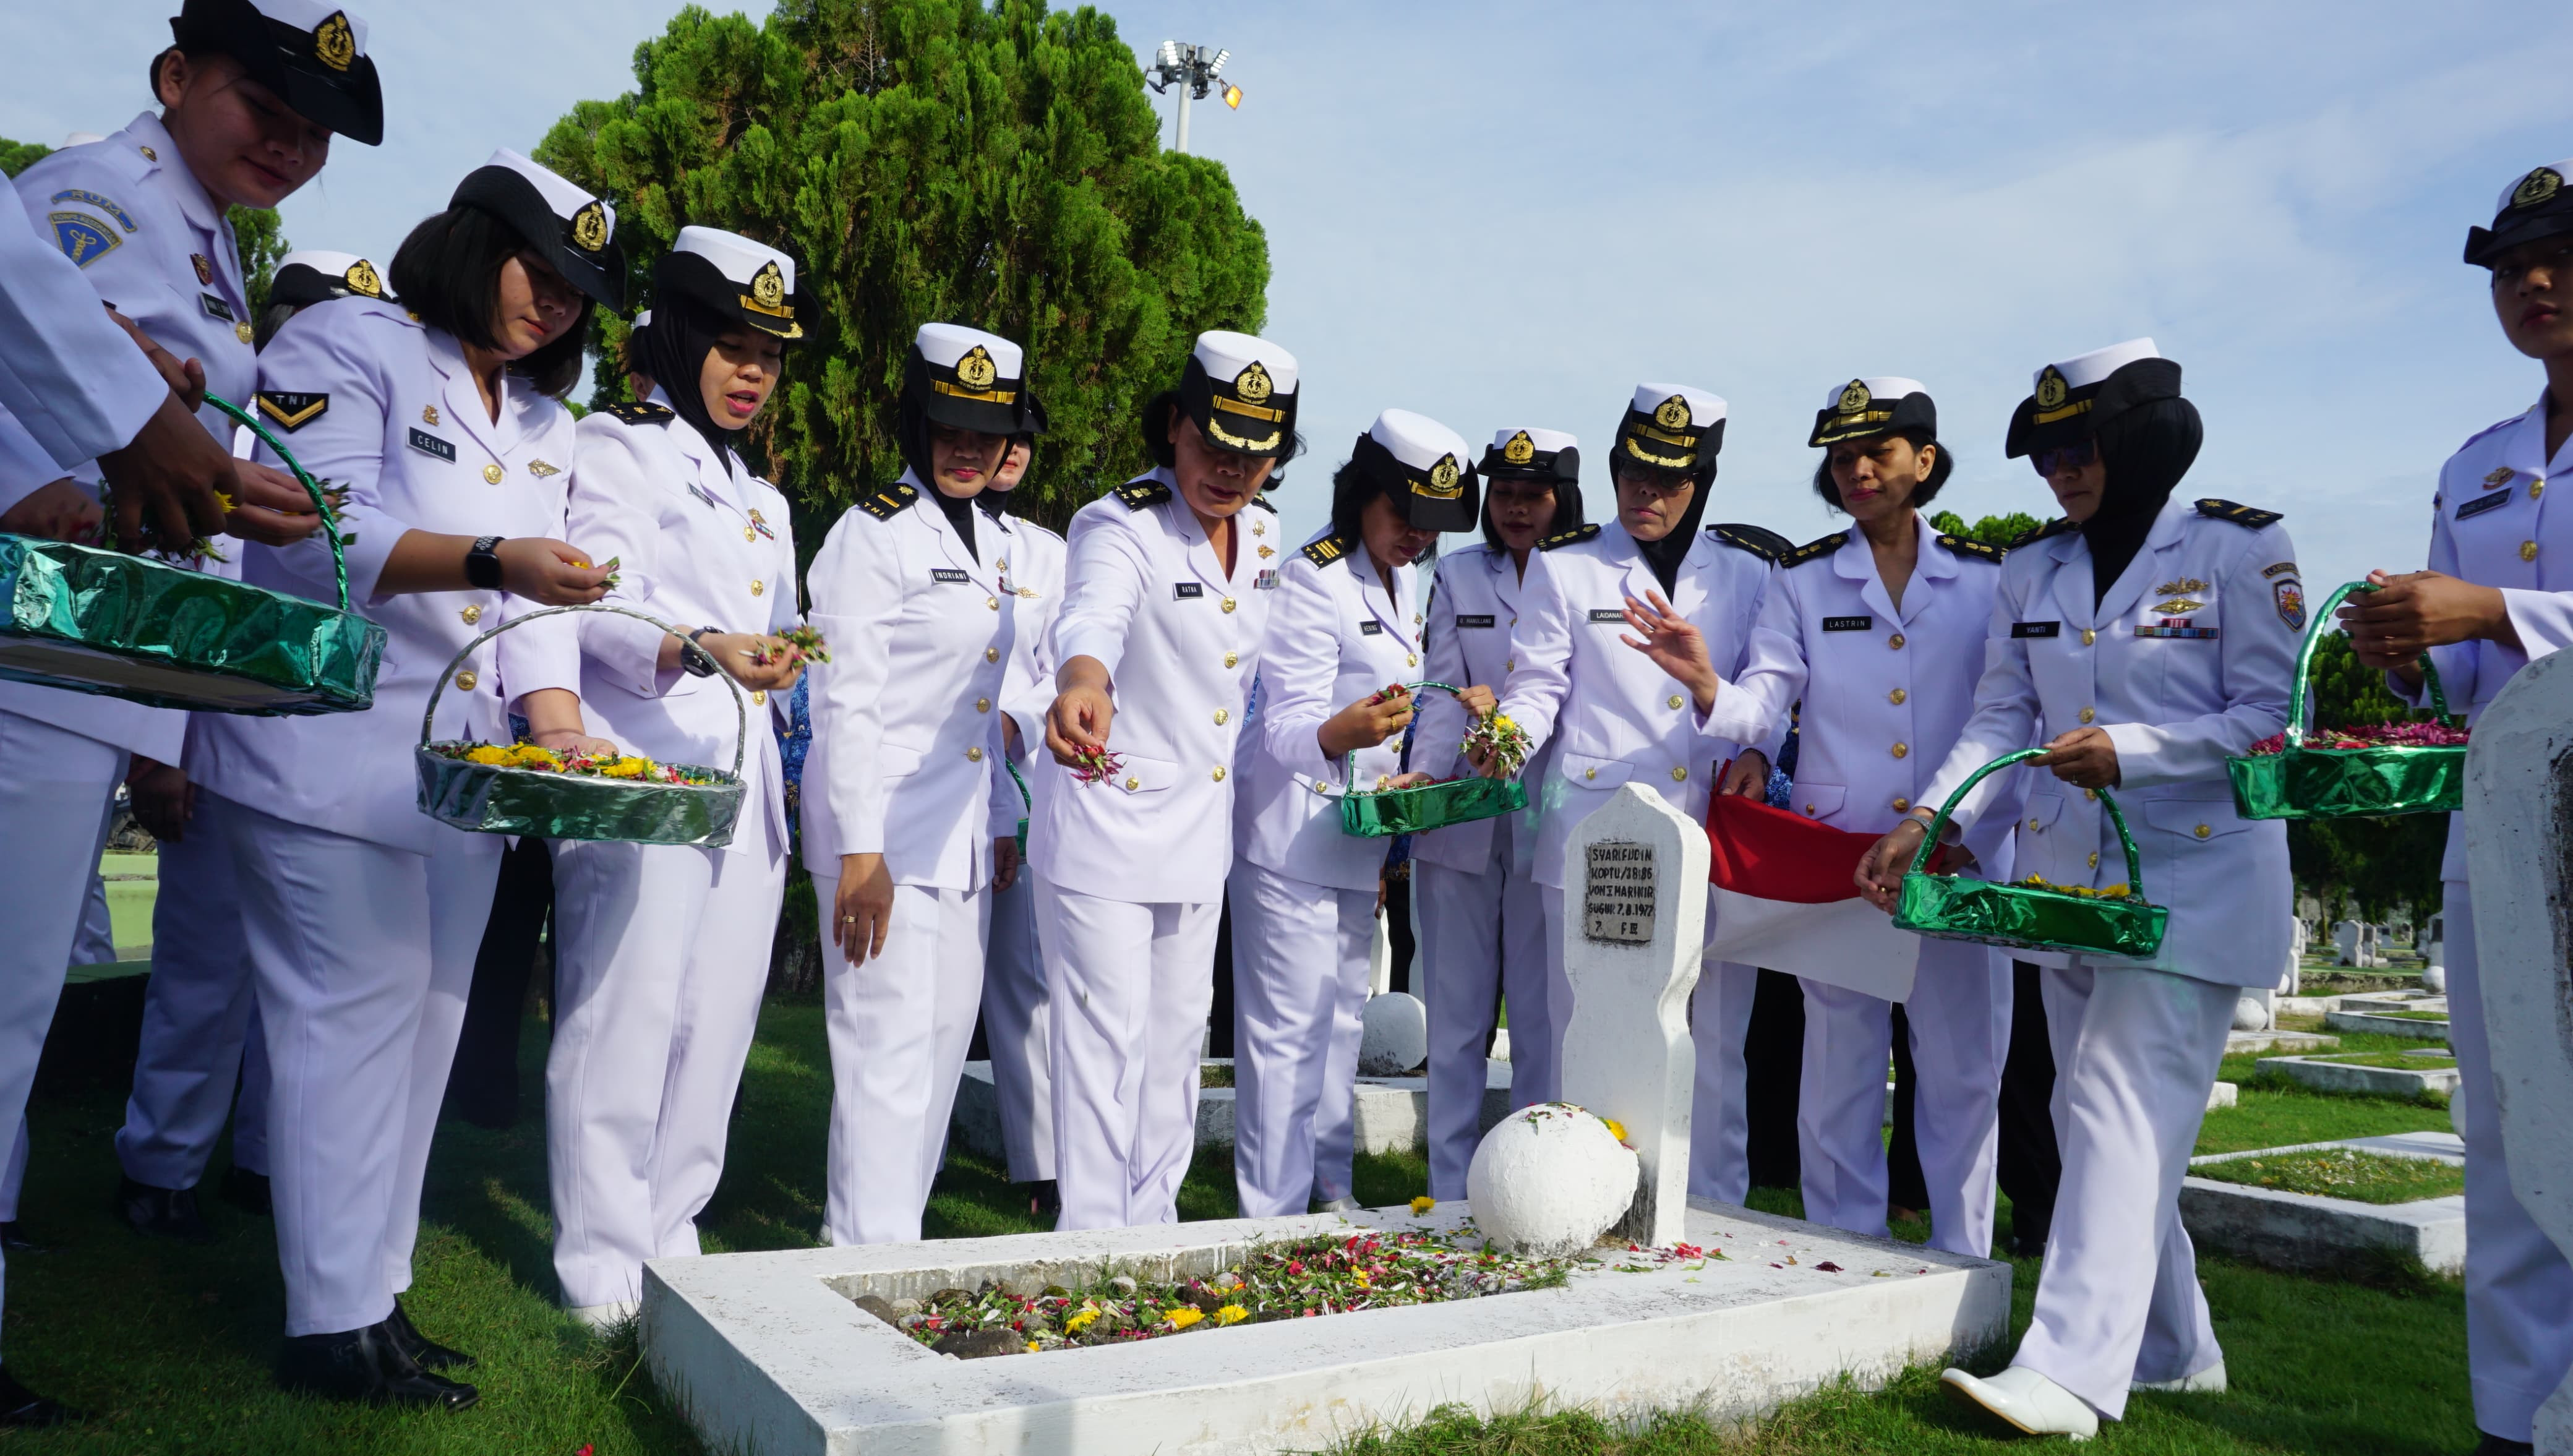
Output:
[1619, 589, 1720, 710]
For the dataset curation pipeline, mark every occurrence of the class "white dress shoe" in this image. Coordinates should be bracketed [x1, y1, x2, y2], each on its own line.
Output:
[1314, 1196, 1361, 1214]
[568, 1300, 640, 1332]
[1942, 1364, 2100, 1441]
[2133, 1358, 2226, 1394]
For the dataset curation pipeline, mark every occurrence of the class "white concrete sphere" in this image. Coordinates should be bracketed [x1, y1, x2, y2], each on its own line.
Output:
[1465, 1103, 1639, 1257]
[2232, 997, 2271, 1032]
[1359, 991, 1429, 1076]
[2421, 962, 2447, 994]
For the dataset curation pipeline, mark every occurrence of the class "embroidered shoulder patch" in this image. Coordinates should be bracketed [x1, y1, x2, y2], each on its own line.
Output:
[857, 482, 918, 521]
[2260, 560, 2299, 578]
[2194, 498, 2282, 529]
[1114, 479, 1173, 510]
[1711, 522, 1793, 563]
[1301, 534, 1350, 567]
[48, 212, 119, 267]
[602, 401, 674, 427]
[1938, 533, 2005, 563]
[1781, 529, 1849, 569]
[48, 190, 137, 233]
[254, 392, 328, 432]
[2274, 579, 2307, 631]
[1537, 523, 1599, 551]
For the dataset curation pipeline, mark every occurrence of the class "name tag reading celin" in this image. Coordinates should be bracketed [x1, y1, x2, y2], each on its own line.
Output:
[1583, 840, 1655, 944]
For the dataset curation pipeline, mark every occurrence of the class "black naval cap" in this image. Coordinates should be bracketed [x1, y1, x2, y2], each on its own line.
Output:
[2466, 158, 2573, 268]
[1478, 426, 1580, 484]
[171, 0, 384, 147]
[904, 323, 1039, 437]
[267, 248, 386, 307]
[1809, 377, 1937, 448]
[654, 226, 818, 342]
[1351, 408, 1479, 534]
[2003, 339, 2180, 459]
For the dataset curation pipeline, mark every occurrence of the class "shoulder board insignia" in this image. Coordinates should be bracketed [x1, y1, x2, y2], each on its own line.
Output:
[1937, 533, 2005, 564]
[254, 392, 328, 432]
[1114, 479, 1172, 510]
[1537, 523, 1600, 552]
[2194, 498, 2282, 529]
[857, 482, 919, 521]
[1710, 522, 1794, 563]
[1249, 492, 1278, 513]
[1780, 529, 1851, 568]
[602, 401, 674, 427]
[2012, 517, 2080, 547]
[1301, 534, 1351, 567]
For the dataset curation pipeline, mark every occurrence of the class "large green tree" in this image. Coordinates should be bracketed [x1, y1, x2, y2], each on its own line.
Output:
[537, 0, 1270, 541]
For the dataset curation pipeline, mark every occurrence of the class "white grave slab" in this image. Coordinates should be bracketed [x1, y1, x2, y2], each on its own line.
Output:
[2462, 651, 2573, 1456]
[1558, 784, 1708, 1248]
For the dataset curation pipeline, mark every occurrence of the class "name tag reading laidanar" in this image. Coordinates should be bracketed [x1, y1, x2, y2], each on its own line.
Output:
[1583, 839, 1655, 944]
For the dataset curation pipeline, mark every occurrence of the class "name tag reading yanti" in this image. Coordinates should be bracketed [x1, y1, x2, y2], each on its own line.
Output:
[1173, 582, 1204, 599]
[1822, 615, 1873, 632]
[2010, 621, 2061, 638]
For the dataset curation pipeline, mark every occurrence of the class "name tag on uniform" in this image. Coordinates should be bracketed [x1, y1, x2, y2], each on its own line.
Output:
[1822, 615, 1872, 632]
[2457, 491, 2514, 521]
[1173, 582, 1204, 599]
[1359, 621, 1384, 635]
[1455, 614, 1496, 628]
[407, 427, 456, 463]
[931, 568, 969, 583]
[1587, 609, 1626, 623]
[2010, 621, 2060, 638]
[199, 292, 237, 323]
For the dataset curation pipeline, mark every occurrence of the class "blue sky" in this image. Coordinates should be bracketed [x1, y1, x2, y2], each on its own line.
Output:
[11, 1, 2568, 596]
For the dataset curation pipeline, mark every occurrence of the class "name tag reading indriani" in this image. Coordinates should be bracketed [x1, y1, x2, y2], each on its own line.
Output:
[1173, 582, 1204, 599]
[1587, 609, 1627, 624]
[1822, 615, 1873, 632]
[2010, 621, 2061, 639]
[931, 568, 969, 584]
[1455, 614, 1496, 628]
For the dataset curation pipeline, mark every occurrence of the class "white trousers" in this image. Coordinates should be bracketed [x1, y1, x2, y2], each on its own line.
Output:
[1416, 820, 1549, 1199]
[1228, 861, 1374, 1217]
[71, 864, 116, 967]
[2012, 963, 2232, 1420]
[2446, 880, 2573, 1443]
[547, 837, 783, 1308]
[0, 711, 125, 1358]
[1037, 879, 1216, 1231]
[1798, 939, 2008, 1256]
[982, 870, 1054, 1182]
[818, 876, 987, 1245]
[118, 798, 272, 1188]
[216, 792, 500, 1336]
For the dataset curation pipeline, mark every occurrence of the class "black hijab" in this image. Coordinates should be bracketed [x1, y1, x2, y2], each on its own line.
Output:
[2081, 396, 2203, 602]
[1630, 463, 1716, 596]
[638, 293, 745, 474]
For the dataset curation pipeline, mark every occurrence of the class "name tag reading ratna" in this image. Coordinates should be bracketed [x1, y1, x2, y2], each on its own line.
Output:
[1583, 840, 1656, 944]
[1173, 582, 1204, 599]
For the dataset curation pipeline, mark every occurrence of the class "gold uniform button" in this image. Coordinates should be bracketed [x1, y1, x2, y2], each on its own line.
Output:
[751, 580, 766, 597]
[1891, 742, 1909, 759]
[2028, 816, 2040, 831]
[967, 745, 984, 763]
[460, 604, 482, 625]
[1212, 766, 1227, 782]
[234, 322, 254, 345]
[1888, 687, 1907, 705]
[1667, 694, 1684, 709]
[1671, 766, 1688, 782]
[2194, 823, 2212, 839]
[481, 463, 504, 485]
[2082, 628, 2097, 646]
[985, 647, 1000, 663]
[139, 145, 156, 160]
[1214, 708, 1230, 726]
[1223, 651, 1239, 668]
[1804, 803, 1817, 816]
[1888, 633, 1906, 650]
[751, 690, 767, 706]
[2532, 481, 2546, 500]
[1891, 796, 1910, 812]
[1505, 657, 1515, 670]
[2522, 540, 2540, 562]
[2078, 707, 2096, 724]
[1128, 776, 1142, 791]
[2088, 852, 2100, 868]
[1407, 654, 1419, 667]
[1221, 597, 1238, 614]
[745, 527, 757, 542]
[987, 596, 1000, 610]
[454, 670, 478, 692]
[975, 698, 991, 713]
[1584, 767, 1597, 781]
[1312, 780, 1329, 795]
[2084, 788, 2099, 801]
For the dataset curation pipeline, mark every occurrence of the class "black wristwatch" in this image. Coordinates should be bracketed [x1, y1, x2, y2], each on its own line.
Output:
[679, 626, 721, 679]
[463, 536, 505, 591]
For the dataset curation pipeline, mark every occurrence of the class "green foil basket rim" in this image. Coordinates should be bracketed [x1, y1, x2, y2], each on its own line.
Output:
[1894, 747, 2168, 957]
[1333, 680, 1530, 837]
[202, 393, 353, 613]
[414, 742, 745, 847]
[2222, 580, 2465, 821]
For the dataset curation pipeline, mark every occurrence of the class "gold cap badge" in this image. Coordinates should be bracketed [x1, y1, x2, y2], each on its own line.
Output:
[1836, 379, 1871, 414]
[314, 11, 356, 72]
[1652, 395, 1691, 430]
[749, 260, 787, 312]
[345, 259, 382, 298]
[1418, 455, 1463, 500]
[1502, 430, 1535, 465]
[2514, 167, 2563, 210]
[2034, 366, 2069, 411]
[570, 200, 609, 254]
[1235, 360, 1272, 403]
[956, 346, 998, 390]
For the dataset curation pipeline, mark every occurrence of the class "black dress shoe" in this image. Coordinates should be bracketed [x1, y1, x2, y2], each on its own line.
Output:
[0, 1365, 82, 1426]
[386, 1300, 475, 1371]
[116, 1177, 210, 1242]
[0, 1222, 41, 1253]
[1027, 1180, 1061, 1218]
[2471, 1435, 2536, 1456]
[276, 1321, 478, 1410]
[220, 1166, 273, 1217]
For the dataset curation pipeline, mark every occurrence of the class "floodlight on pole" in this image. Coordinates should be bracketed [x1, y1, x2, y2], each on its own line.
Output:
[1144, 40, 1239, 153]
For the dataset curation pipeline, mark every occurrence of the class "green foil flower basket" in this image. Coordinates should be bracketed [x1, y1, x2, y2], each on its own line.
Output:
[1337, 681, 1529, 838]
[0, 393, 383, 714]
[415, 604, 748, 847]
[2225, 580, 2467, 821]
[1894, 748, 2169, 959]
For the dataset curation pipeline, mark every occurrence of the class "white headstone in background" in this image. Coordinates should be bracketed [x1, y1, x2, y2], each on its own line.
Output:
[2334, 920, 2362, 967]
[2281, 915, 2306, 995]
[2461, 650, 2573, 1456]
[1557, 784, 1707, 1248]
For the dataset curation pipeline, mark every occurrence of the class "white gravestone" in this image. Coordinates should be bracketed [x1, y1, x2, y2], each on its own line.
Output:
[1557, 784, 1707, 1248]
[2282, 916, 2306, 996]
[2462, 650, 2573, 1456]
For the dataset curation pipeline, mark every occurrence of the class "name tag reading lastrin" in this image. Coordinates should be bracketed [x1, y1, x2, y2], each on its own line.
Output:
[1583, 840, 1655, 944]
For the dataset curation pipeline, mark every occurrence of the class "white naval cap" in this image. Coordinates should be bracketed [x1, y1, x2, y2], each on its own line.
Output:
[1615, 382, 1726, 474]
[1176, 330, 1299, 458]
[2008, 338, 2180, 458]
[2034, 338, 2157, 393]
[1192, 330, 1298, 398]
[907, 322, 1034, 435]
[268, 249, 386, 307]
[1353, 408, 1478, 531]
[1479, 426, 1579, 482]
[917, 322, 1021, 378]
[1809, 376, 1935, 447]
[657, 226, 807, 338]
[173, 0, 382, 145]
[450, 148, 623, 309]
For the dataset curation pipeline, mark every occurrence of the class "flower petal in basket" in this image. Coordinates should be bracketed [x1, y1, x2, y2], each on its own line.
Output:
[2224, 580, 2468, 821]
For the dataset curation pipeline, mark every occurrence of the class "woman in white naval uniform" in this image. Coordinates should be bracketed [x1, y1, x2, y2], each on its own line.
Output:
[510, 228, 808, 1325]
[2340, 162, 2573, 1456]
[1702, 378, 2014, 1257]
[1485, 385, 1776, 1201]
[981, 427, 1069, 1210]
[1857, 341, 2297, 1440]
[1035, 331, 1297, 1230]
[803, 323, 1037, 1244]
[191, 150, 620, 1407]
[1234, 409, 1491, 1217]
[1409, 426, 1583, 1197]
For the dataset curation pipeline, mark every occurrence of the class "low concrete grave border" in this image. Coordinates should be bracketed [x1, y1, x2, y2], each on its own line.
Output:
[2177, 1133, 2466, 1276]
[2256, 1054, 2459, 1098]
[2325, 1009, 2454, 1042]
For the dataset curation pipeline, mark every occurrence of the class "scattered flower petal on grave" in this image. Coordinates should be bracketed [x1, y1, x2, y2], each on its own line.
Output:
[1815, 1261, 1843, 1273]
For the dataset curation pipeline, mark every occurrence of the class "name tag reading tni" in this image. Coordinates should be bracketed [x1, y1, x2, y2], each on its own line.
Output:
[931, 568, 969, 583]
[1455, 614, 1496, 628]
[2010, 621, 2061, 638]
[1173, 582, 1204, 599]
[1822, 615, 1873, 632]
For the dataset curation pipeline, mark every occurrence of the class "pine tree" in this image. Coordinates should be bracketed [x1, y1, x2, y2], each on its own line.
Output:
[536, 0, 1270, 544]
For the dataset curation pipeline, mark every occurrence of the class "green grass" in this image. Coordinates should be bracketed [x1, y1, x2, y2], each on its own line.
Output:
[2378, 1009, 2452, 1023]
[2196, 1148, 2466, 1204]
[1, 998, 2477, 1454]
[2311, 1051, 2457, 1069]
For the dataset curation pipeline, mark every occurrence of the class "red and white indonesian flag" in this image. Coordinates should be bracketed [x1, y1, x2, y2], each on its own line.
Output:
[1702, 794, 1929, 1000]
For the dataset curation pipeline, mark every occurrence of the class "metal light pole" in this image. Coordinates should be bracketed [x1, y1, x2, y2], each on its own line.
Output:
[1146, 40, 1239, 154]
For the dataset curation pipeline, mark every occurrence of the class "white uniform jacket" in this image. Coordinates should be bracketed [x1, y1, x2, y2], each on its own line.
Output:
[508, 393, 798, 859]
[1029, 469, 1277, 904]
[0, 181, 165, 471]
[1411, 542, 1554, 875]
[1709, 518, 2019, 872]
[0, 113, 260, 761]
[1917, 496, 2297, 984]
[801, 471, 1014, 890]
[988, 507, 1068, 834]
[191, 296, 575, 855]
[2399, 398, 2573, 880]
[1496, 521, 1775, 888]
[1236, 531, 1422, 892]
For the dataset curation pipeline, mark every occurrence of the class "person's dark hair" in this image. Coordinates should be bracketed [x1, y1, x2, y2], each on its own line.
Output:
[1809, 428, 1953, 512]
[1326, 458, 1381, 544]
[147, 46, 205, 100]
[389, 203, 594, 398]
[252, 301, 298, 351]
[1478, 479, 1583, 550]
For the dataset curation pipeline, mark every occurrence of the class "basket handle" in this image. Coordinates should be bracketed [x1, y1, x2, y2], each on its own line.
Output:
[1337, 679, 1465, 786]
[2287, 581, 2451, 746]
[1907, 747, 2146, 896]
[201, 393, 351, 614]
[418, 603, 748, 778]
